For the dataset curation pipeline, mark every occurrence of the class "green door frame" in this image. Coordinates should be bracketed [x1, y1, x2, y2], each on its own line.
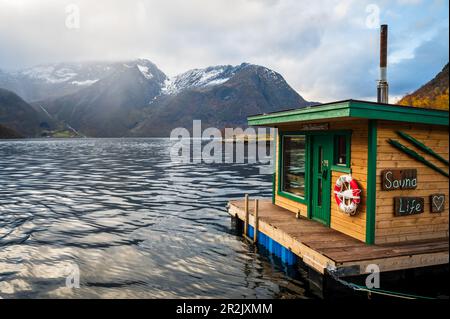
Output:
[310, 134, 333, 226]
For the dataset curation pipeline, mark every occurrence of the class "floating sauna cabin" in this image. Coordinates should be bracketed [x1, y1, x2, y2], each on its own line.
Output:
[228, 100, 449, 277]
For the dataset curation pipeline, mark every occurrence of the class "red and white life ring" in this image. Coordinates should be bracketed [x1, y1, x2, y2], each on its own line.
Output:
[334, 175, 361, 215]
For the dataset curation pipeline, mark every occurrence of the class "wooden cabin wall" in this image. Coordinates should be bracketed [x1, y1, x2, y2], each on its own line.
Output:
[375, 121, 449, 244]
[329, 120, 368, 242]
[274, 119, 369, 242]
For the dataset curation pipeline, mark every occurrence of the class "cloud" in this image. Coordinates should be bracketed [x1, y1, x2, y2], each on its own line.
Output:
[0, 0, 448, 102]
[390, 26, 449, 96]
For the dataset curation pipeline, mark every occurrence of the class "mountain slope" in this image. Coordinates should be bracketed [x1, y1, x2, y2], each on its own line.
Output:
[397, 63, 449, 110]
[10, 60, 312, 137]
[0, 123, 22, 139]
[43, 60, 168, 137]
[0, 88, 55, 137]
[132, 63, 311, 136]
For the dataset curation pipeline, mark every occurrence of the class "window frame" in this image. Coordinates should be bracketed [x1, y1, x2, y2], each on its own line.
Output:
[278, 133, 309, 204]
[331, 132, 352, 173]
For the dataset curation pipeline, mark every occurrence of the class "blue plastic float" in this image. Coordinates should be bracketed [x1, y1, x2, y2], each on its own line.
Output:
[247, 225, 297, 266]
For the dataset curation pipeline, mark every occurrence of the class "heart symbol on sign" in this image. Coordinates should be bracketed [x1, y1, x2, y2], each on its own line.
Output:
[433, 196, 445, 211]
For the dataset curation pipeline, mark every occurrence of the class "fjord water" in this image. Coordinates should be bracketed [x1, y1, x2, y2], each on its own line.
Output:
[0, 138, 316, 299]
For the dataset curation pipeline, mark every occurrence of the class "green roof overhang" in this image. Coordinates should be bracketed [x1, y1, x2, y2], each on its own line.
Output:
[247, 100, 449, 127]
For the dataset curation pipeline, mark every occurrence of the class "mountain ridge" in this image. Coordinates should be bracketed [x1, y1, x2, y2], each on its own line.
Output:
[1, 59, 313, 137]
[129, 63, 312, 136]
[0, 87, 57, 137]
[36, 61, 312, 137]
[0, 59, 167, 102]
[397, 63, 449, 110]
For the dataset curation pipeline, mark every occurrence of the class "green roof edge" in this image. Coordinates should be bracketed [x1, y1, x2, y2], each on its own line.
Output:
[247, 100, 449, 126]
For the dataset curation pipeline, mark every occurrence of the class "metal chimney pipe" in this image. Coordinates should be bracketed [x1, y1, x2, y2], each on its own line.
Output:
[377, 24, 389, 103]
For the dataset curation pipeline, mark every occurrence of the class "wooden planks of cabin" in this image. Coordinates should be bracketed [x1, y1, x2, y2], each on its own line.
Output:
[228, 199, 449, 277]
[375, 121, 449, 244]
[330, 120, 369, 242]
[274, 119, 370, 242]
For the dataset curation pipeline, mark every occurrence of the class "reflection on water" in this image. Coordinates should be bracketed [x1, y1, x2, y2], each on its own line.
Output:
[0, 138, 317, 299]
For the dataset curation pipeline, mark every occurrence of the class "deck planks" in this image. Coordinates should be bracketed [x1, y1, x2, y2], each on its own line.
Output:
[228, 199, 449, 275]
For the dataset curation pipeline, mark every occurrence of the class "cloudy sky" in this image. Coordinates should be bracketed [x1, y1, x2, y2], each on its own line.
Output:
[0, 0, 448, 102]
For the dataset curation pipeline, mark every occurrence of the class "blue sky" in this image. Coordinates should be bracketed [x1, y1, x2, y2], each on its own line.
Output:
[0, 0, 448, 102]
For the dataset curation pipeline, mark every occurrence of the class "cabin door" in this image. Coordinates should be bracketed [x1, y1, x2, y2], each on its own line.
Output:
[310, 135, 332, 226]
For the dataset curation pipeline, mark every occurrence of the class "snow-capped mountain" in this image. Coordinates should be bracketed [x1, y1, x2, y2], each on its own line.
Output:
[131, 63, 313, 136]
[1, 60, 313, 137]
[40, 59, 168, 137]
[0, 59, 167, 102]
[160, 63, 288, 96]
[162, 64, 242, 95]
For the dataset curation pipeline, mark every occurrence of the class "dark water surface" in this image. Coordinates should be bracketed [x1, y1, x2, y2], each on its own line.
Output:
[0, 138, 319, 299]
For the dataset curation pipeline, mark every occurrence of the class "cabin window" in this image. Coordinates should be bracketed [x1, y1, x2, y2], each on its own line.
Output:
[282, 135, 306, 198]
[334, 135, 349, 166]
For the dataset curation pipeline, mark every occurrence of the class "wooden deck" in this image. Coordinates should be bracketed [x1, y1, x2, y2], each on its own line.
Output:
[228, 199, 449, 277]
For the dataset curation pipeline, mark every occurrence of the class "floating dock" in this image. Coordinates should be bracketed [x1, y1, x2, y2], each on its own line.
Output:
[228, 199, 449, 277]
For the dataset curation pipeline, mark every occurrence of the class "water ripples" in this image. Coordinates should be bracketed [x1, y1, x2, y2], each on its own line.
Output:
[0, 138, 315, 299]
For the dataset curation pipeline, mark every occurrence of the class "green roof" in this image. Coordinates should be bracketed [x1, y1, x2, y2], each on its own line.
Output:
[248, 100, 449, 127]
